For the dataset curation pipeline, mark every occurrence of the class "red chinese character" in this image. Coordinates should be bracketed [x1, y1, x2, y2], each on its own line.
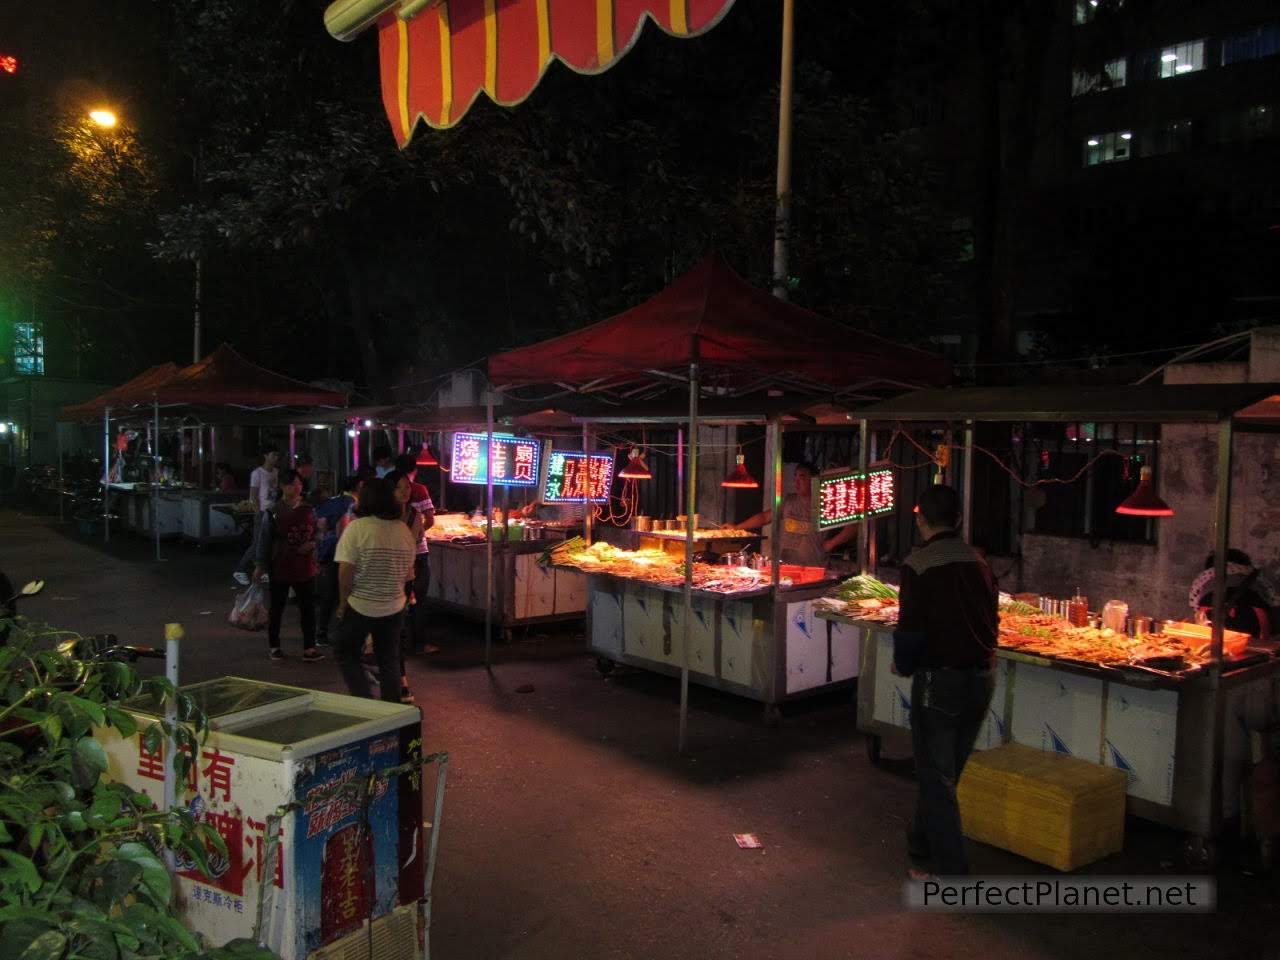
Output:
[589, 458, 610, 498]
[137, 738, 197, 789]
[489, 440, 508, 480]
[513, 443, 535, 482]
[562, 458, 581, 499]
[137, 738, 165, 782]
[201, 749, 235, 802]
[245, 816, 284, 888]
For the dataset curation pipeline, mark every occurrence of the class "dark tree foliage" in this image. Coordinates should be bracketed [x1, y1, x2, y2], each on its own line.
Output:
[5, 1, 963, 396]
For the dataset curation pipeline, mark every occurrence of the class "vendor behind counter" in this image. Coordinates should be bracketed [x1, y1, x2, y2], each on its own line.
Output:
[733, 462, 855, 567]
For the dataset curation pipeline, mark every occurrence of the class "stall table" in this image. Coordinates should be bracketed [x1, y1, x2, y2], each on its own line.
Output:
[575, 567, 857, 714]
[424, 517, 587, 639]
[817, 606, 1280, 841]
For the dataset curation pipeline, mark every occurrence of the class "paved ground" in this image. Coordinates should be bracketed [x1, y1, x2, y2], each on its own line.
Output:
[2, 506, 1276, 959]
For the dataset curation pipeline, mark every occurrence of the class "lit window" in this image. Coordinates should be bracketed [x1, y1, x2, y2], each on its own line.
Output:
[1083, 131, 1132, 166]
[1221, 23, 1280, 65]
[1072, 57, 1127, 95]
[1159, 40, 1205, 78]
[14, 322, 45, 375]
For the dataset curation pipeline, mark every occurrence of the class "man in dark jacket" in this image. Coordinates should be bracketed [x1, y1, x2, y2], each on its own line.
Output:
[893, 484, 998, 877]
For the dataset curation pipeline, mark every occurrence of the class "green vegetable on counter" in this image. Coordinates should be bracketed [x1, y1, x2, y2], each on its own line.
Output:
[834, 574, 899, 603]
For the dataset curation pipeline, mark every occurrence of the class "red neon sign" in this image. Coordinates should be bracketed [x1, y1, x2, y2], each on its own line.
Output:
[814, 466, 896, 530]
[449, 432, 541, 487]
[544, 451, 614, 503]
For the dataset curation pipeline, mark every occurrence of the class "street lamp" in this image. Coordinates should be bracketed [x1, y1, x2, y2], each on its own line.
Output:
[88, 109, 118, 128]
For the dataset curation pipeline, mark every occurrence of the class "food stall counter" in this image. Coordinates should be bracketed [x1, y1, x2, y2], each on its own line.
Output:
[814, 575, 1280, 837]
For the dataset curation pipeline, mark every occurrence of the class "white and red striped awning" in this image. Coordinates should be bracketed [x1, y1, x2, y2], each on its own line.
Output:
[326, 0, 736, 146]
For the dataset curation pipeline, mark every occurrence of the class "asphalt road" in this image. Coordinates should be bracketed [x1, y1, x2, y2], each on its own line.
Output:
[2, 507, 1275, 959]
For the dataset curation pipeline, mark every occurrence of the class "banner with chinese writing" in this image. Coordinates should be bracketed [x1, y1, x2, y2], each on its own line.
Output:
[97, 716, 424, 960]
[98, 727, 290, 949]
[813, 465, 896, 531]
[544, 451, 614, 503]
[450, 431, 541, 487]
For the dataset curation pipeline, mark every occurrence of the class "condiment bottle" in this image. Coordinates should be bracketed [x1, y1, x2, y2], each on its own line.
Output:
[1068, 588, 1089, 627]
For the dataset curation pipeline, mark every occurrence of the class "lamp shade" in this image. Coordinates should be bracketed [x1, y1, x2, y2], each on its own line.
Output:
[415, 445, 439, 468]
[721, 453, 759, 489]
[618, 450, 652, 480]
[1115, 466, 1174, 517]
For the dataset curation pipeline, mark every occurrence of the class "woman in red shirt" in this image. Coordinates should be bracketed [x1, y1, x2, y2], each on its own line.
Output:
[255, 469, 325, 662]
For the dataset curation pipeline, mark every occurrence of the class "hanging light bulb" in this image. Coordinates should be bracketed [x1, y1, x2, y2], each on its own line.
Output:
[1115, 466, 1174, 517]
[618, 448, 652, 480]
[416, 444, 439, 468]
[721, 450, 759, 489]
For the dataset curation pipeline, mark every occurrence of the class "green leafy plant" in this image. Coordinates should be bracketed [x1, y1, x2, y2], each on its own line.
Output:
[0, 619, 275, 960]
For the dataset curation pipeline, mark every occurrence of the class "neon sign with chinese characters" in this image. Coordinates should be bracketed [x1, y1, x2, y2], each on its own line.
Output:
[449, 432, 540, 487]
[544, 451, 614, 503]
[813, 466, 896, 531]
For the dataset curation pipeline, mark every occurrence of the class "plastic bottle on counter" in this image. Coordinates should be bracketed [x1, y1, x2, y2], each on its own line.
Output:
[1102, 599, 1129, 633]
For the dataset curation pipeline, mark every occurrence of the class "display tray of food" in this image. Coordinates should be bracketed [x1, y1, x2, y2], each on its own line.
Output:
[644, 528, 760, 541]
[543, 537, 794, 596]
[814, 575, 1257, 678]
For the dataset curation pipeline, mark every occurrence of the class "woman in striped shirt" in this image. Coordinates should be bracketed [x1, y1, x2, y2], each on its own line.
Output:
[334, 476, 417, 701]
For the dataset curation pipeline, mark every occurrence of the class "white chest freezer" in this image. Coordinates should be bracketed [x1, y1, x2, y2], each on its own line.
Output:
[97, 677, 425, 960]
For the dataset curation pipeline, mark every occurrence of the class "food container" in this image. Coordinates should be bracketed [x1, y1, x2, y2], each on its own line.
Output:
[1068, 590, 1089, 627]
[1130, 616, 1153, 637]
[633, 516, 651, 532]
[1102, 600, 1129, 634]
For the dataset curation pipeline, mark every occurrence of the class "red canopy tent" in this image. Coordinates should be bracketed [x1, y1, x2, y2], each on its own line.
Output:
[60, 363, 182, 421]
[58, 345, 347, 556]
[486, 254, 950, 749]
[130, 343, 347, 410]
[487, 253, 951, 395]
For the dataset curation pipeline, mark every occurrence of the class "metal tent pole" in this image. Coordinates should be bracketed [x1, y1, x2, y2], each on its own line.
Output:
[679, 343, 699, 754]
[768, 419, 782, 589]
[1205, 417, 1234, 834]
[56, 425, 64, 523]
[103, 407, 111, 544]
[288, 423, 296, 466]
[857, 419, 870, 574]
[677, 427, 684, 517]
[153, 399, 162, 562]
[484, 392, 495, 670]
[962, 420, 975, 542]
[583, 424, 593, 545]
[771, 0, 796, 298]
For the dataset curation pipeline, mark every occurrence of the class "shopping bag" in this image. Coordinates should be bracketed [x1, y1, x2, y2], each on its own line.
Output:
[229, 582, 269, 631]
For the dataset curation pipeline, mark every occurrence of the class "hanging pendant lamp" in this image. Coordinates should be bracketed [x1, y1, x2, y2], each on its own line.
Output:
[1115, 466, 1174, 517]
[721, 452, 759, 489]
[415, 444, 439, 468]
[618, 449, 652, 480]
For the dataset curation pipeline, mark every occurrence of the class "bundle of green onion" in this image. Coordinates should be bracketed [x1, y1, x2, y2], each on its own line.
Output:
[834, 574, 899, 603]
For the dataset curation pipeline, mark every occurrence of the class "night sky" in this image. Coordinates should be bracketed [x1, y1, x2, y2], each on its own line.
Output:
[2, 0, 1277, 398]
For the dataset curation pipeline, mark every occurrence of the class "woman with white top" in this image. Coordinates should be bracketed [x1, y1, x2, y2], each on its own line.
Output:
[334, 476, 417, 701]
